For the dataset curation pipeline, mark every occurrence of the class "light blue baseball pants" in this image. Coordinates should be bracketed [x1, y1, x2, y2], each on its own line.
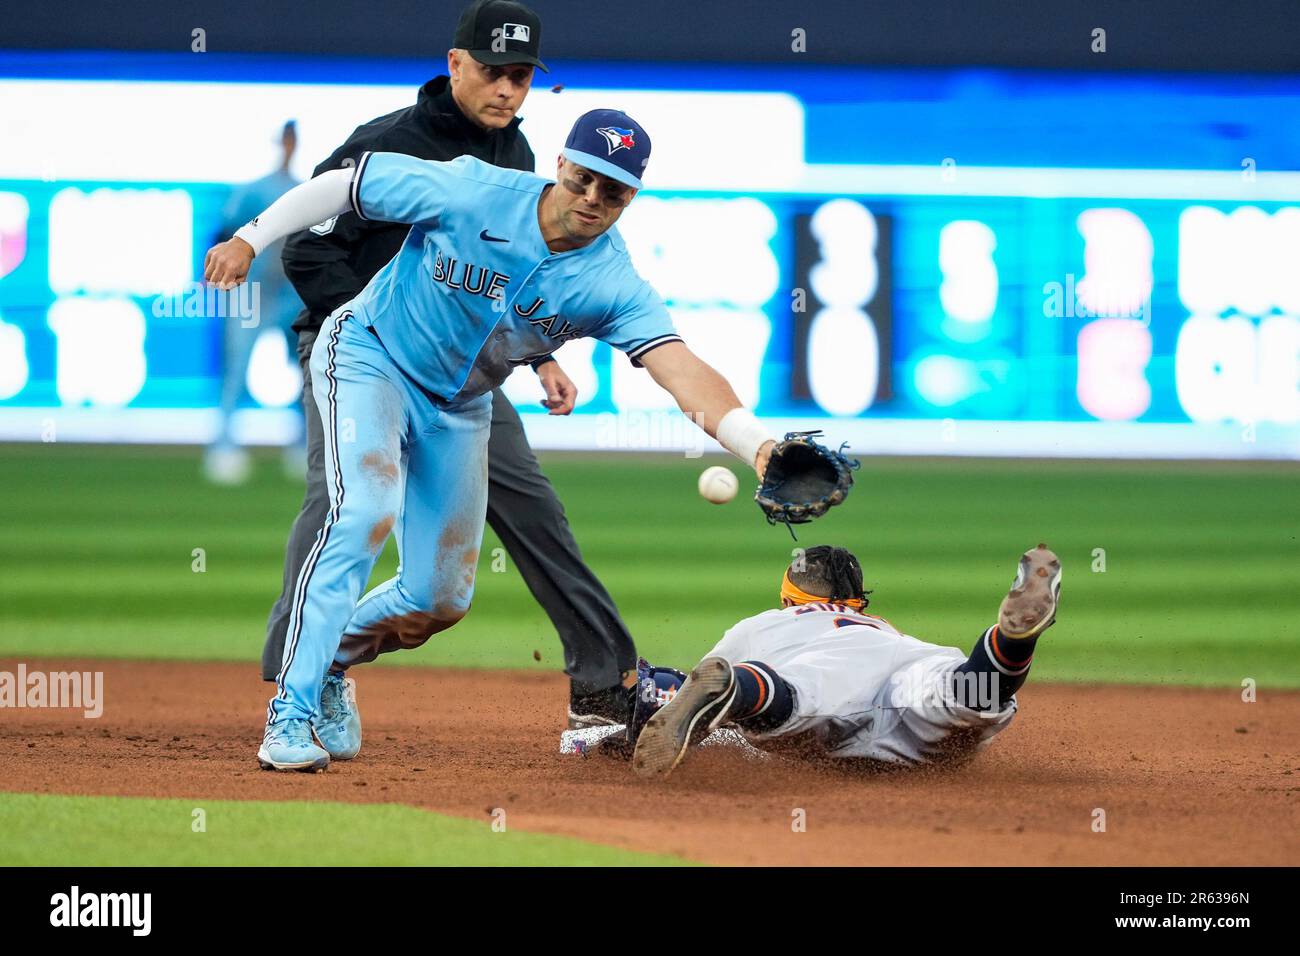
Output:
[267, 309, 492, 725]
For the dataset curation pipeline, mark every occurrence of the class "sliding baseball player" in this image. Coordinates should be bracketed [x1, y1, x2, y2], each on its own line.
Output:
[630, 543, 1062, 774]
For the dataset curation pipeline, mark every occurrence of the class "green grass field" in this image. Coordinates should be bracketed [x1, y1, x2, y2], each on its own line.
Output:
[1, 443, 1297, 687]
[0, 793, 684, 866]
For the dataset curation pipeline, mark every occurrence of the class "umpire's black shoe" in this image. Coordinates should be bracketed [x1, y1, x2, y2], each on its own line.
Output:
[568, 681, 633, 729]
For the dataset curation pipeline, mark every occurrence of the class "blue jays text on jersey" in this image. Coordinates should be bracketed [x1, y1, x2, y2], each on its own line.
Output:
[347, 151, 681, 402]
[427, 251, 583, 343]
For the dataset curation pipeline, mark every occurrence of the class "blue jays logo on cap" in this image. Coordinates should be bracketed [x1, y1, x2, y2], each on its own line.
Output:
[562, 109, 651, 190]
[597, 126, 636, 155]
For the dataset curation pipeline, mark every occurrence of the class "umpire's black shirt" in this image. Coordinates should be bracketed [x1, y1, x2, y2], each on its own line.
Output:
[282, 75, 536, 333]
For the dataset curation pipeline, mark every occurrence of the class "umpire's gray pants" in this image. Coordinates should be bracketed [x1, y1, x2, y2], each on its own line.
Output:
[261, 327, 637, 694]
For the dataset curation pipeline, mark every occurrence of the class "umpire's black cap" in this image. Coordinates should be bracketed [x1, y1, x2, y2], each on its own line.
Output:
[454, 0, 549, 73]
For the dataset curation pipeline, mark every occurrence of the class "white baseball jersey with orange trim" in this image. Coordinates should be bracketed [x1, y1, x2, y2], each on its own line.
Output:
[707, 603, 1016, 766]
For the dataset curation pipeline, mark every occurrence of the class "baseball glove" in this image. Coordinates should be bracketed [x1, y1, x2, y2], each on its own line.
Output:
[755, 430, 859, 533]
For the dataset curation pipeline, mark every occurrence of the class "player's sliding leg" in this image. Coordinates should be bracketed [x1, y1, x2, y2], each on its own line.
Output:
[632, 658, 795, 777]
[259, 313, 407, 772]
[951, 544, 1062, 708]
[729, 661, 796, 731]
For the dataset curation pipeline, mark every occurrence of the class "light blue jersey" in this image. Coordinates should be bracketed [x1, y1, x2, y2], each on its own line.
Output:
[348, 151, 681, 402]
[267, 151, 684, 735]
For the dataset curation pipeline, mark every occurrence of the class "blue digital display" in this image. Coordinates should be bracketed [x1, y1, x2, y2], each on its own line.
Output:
[0, 52, 1297, 458]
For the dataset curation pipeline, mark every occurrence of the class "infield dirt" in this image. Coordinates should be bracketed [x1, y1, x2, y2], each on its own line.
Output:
[2, 658, 1297, 865]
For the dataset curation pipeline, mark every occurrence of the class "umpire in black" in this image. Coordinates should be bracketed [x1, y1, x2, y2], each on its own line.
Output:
[264, 0, 636, 726]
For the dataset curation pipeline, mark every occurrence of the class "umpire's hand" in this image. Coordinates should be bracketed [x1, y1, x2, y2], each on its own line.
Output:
[204, 237, 255, 290]
[536, 360, 578, 415]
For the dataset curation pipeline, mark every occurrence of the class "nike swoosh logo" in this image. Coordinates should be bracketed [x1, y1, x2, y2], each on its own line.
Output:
[479, 229, 509, 243]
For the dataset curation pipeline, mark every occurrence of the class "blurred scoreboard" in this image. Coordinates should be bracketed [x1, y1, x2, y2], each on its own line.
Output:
[521, 191, 1300, 452]
[1, 55, 1298, 459]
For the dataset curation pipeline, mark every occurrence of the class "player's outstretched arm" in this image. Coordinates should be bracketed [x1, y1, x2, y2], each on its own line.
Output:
[639, 341, 776, 476]
[203, 168, 354, 289]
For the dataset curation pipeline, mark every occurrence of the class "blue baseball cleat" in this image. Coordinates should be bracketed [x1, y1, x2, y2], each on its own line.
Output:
[313, 673, 362, 760]
[258, 718, 330, 772]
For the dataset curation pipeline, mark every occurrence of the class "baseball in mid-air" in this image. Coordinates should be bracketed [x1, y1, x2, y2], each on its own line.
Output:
[698, 465, 739, 504]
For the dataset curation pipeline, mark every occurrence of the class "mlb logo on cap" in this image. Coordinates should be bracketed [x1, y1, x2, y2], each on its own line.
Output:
[455, 0, 548, 72]
[562, 109, 652, 190]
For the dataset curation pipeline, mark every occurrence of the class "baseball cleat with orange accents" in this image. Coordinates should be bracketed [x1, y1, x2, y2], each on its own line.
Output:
[997, 544, 1062, 640]
[632, 656, 737, 778]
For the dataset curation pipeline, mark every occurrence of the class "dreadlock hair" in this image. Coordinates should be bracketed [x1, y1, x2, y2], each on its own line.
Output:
[788, 545, 870, 607]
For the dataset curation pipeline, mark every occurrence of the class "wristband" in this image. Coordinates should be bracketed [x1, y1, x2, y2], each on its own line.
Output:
[716, 408, 774, 468]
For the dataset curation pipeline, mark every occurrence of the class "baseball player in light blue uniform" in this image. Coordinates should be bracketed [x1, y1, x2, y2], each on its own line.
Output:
[205, 109, 783, 771]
